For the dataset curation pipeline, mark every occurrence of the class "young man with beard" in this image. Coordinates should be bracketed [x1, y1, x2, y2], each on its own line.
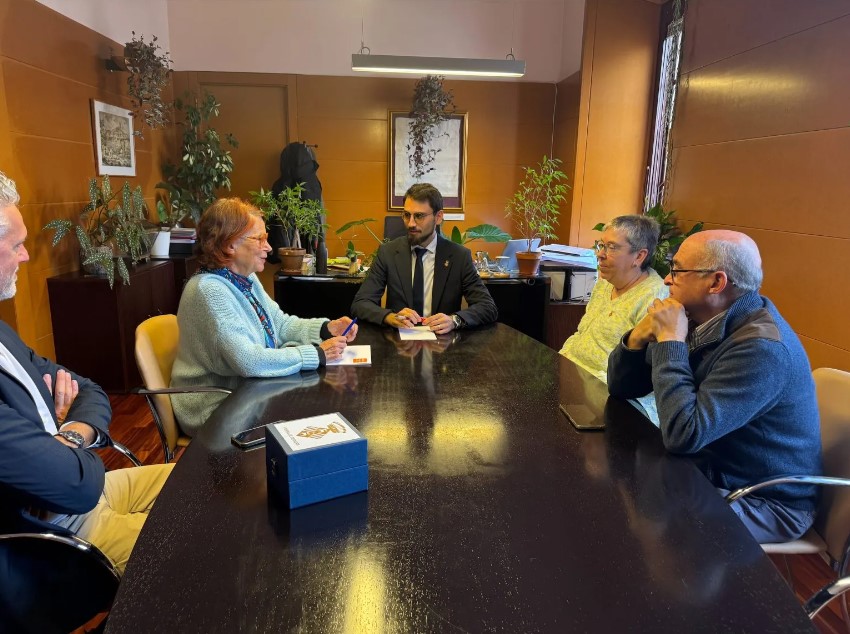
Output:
[352, 183, 497, 333]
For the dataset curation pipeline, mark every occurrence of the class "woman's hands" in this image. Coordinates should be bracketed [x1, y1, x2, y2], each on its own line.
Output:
[320, 336, 348, 361]
[327, 317, 358, 341]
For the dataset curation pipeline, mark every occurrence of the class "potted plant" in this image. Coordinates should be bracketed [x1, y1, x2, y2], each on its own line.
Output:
[505, 156, 569, 276]
[123, 32, 173, 137]
[592, 204, 703, 277]
[408, 75, 455, 179]
[334, 218, 386, 271]
[250, 184, 327, 274]
[157, 92, 238, 225]
[43, 176, 153, 288]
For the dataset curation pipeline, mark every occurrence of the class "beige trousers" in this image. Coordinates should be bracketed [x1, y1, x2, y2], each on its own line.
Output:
[63, 463, 174, 574]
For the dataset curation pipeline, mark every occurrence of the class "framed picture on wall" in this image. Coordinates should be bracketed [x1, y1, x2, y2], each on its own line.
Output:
[91, 100, 136, 176]
[388, 111, 467, 213]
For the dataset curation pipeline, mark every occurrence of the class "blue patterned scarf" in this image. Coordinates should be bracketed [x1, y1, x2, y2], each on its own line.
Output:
[201, 268, 276, 349]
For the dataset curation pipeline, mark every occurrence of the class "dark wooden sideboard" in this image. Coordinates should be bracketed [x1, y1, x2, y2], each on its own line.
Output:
[47, 260, 177, 392]
[274, 273, 552, 343]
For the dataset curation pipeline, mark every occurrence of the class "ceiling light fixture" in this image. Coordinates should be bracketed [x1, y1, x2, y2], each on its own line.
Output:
[351, 52, 526, 78]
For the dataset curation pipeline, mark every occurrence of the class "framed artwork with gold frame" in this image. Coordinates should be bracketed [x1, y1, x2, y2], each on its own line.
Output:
[388, 111, 467, 211]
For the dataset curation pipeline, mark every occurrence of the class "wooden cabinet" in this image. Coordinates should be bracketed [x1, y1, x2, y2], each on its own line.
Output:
[47, 261, 177, 392]
[546, 301, 588, 351]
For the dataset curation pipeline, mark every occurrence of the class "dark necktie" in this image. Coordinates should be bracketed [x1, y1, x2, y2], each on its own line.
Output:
[413, 247, 426, 316]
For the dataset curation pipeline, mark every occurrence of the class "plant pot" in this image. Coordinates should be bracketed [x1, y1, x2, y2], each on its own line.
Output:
[150, 229, 171, 258]
[516, 251, 542, 277]
[81, 246, 114, 277]
[278, 247, 306, 274]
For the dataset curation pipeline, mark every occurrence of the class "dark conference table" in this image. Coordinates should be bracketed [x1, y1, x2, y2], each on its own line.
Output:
[106, 324, 813, 633]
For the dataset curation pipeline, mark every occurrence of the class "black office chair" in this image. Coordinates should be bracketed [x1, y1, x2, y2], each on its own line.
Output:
[0, 532, 120, 633]
[383, 215, 406, 240]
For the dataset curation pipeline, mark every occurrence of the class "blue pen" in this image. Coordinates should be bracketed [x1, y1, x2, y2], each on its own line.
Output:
[340, 317, 358, 337]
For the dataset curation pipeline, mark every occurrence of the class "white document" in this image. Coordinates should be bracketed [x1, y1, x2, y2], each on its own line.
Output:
[272, 413, 361, 452]
[398, 326, 437, 341]
[326, 345, 372, 366]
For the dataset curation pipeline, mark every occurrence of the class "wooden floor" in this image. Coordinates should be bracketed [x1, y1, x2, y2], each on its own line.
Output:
[96, 394, 847, 633]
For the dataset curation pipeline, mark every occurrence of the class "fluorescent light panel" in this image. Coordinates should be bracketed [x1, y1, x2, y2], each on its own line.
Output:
[351, 54, 525, 78]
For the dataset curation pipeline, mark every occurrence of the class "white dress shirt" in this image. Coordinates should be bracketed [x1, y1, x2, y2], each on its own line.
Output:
[0, 341, 57, 434]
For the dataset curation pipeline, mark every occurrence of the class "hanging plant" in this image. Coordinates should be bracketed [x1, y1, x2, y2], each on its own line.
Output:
[407, 75, 455, 179]
[124, 32, 173, 137]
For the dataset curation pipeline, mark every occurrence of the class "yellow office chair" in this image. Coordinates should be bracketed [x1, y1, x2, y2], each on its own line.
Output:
[134, 315, 231, 463]
[726, 367, 850, 621]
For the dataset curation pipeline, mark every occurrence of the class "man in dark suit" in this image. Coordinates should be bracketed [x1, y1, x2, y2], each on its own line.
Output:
[0, 170, 173, 573]
[352, 183, 497, 333]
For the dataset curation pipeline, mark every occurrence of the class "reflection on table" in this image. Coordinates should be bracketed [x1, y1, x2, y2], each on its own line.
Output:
[106, 324, 812, 633]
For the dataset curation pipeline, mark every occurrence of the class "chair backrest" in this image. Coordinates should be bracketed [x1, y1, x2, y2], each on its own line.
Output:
[383, 215, 406, 240]
[0, 532, 119, 633]
[135, 314, 181, 452]
[812, 367, 850, 564]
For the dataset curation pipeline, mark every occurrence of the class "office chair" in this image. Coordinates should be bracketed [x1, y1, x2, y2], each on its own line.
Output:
[726, 367, 850, 622]
[0, 532, 120, 633]
[383, 214, 406, 240]
[134, 315, 231, 463]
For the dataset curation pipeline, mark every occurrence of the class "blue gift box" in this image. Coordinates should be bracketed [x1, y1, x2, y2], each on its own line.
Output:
[265, 413, 368, 509]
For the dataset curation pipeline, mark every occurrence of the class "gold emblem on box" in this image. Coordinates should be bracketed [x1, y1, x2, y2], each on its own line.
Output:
[296, 422, 348, 439]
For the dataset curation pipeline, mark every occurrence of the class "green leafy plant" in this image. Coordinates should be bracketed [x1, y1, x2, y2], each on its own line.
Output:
[157, 93, 238, 225]
[249, 184, 327, 250]
[449, 224, 512, 245]
[43, 176, 152, 288]
[124, 32, 173, 136]
[591, 204, 703, 277]
[505, 156, 569, 252]
[335, 218, 386, 267]
[408, 75, 456, 179]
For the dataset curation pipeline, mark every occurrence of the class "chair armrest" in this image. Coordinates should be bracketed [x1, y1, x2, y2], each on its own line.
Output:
[0, 531, 120, 579]
[804, 575, 850, 618]
[133, 387, 232, 395]
[725, 475, 850, 503]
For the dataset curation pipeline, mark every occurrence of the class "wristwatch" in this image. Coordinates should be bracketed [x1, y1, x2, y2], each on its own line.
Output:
[57, 430, 86, 449]
[451, 314, 464, 330]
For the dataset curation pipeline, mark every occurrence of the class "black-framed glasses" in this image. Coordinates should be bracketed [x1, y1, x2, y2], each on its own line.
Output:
[667, 266, 716, 282]
[402, 211, 434, 223]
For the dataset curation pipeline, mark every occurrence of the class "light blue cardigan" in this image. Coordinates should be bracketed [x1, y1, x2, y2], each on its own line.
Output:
[170, 272, 328, 436]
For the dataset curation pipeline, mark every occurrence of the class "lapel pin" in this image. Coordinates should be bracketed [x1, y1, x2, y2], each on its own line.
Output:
[444, 260, 449, 268]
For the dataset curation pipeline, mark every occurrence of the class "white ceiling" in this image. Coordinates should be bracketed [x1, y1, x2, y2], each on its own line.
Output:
[36, 0, 587, 82]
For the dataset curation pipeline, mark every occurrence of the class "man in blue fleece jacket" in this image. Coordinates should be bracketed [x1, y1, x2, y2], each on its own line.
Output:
[608, 230, 821, 543]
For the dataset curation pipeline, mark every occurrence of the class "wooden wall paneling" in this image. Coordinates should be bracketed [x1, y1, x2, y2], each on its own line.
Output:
[569, 0, 661, 248]
[552, 71, 582, 243]
[675, 15, 850, 148]
[666, 4, 850, 372]
[297, 117, 386, 163]
[666, 129, 850, 239]
[296, 75, 414, 120]
[0, 0, 174, 352]
[191, 72, 298, 200]
[0, 0, 126, 91]
[681, 0, 850, 74]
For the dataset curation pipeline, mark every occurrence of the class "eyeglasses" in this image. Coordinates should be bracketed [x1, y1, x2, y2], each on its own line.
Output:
[242, 233, 269, 245]
[667, 266, 716, 282]
[593, 240, 628, 255]
[402, 211, 434, 223]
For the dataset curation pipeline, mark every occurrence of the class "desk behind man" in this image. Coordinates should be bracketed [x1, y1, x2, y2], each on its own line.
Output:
[608, 229, 821, 543]
[351, 183, 497, 334]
